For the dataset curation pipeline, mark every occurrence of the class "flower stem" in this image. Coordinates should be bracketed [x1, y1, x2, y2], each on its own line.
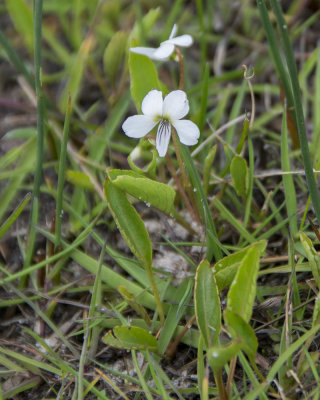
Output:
[175, 47, 184, 90]
[214, 370, 228, 400]
[175, 47, 185, 90]
[166, 153, 198, 222]
[171, 128, 201, 222]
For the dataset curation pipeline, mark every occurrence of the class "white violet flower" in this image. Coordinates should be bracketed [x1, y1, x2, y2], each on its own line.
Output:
[122, 89, 200, 157]
[130, 24, 193, 61]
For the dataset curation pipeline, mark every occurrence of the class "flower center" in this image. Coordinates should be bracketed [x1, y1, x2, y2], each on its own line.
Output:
[158, 119, 171, 139]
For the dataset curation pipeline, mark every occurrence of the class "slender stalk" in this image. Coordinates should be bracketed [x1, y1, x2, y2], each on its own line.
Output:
[214, 370, 228, 400]
[21, 0, 45, 287]
[175, 47, 184, 90]
[165, 154, 199, 222]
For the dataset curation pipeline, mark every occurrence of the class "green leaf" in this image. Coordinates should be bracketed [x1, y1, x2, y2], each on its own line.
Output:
[66, 170, 95, 191]
[103, 31, 128, 85]
[213, 240, 267, 291]
[108, 169, 176, 214]
[203, 145, 217, 196]
[227, 247, 260, 322]
[129, 52, 161, 113]
[230, 155, 249, 197]
[194, 260, 221, 348]
[105, 180, 152, 269]
[224, 309, 258, 362]
[207, 342, 242, 373]
[300, 231, 320, 289]
[102, 326, 158, 352]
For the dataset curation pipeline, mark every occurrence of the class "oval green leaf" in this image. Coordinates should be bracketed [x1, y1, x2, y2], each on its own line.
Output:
[224, 309, 258, 362]
[129, 52, 161, 113]
[213, 240, 266, 292]
[66, 170, 95, 191]
[227, 246, 260, 323]
[194, 260, 221, 348]
[230, 155, 249, 197]
[105, 179, 152, 269]
[108, 169, 176, 214]
[102, 326, 158, 352]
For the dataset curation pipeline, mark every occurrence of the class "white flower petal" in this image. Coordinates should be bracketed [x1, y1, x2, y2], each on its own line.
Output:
[153, 43, 175, 60]
[165, 34, 193, 47]
[173, 119, 200, 145]
[169, 24, 178, 40]
[156, 120, 171, 157]
[130, 46, 158, 59]
[163, 90, 189, 120]
[141, 90, 163, 118]
[122, 115, 157, 138]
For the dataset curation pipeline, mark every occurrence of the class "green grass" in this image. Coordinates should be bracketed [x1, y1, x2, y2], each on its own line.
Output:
[1, 0, 320, 398]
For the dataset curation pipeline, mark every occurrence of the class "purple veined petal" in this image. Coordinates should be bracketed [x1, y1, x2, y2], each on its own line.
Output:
[156, 120, 171, 157]
[141, 90, 163, 118]
[165, 34, 193, 47]
[130, 46, 158, 59]
[173, 119, 200, 145]
[169, 24, 178, 40]
[152, 43, 175, 60]
[163, 90, 189, 120]
[122, 115, 157, 138]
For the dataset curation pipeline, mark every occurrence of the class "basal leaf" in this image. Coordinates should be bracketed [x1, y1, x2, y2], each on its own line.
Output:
[207, 342, 242, 373]
[105, 179, 152, 269]
[227, 247, 260, 323]
[108, 169, 176, 214]
[230, 155, 249, 197]
[129, 52, 161, 113]
[224, 309, 258, 362]
[102, 326, 158, 352]
[66, 170, 95, 191]
[194, 260, 221, 348]
[213, 240, 266, 292]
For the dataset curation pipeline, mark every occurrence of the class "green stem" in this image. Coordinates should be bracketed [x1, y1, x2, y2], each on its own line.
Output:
[175, 47, 184, 90]
[214, 370, 228, 400]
